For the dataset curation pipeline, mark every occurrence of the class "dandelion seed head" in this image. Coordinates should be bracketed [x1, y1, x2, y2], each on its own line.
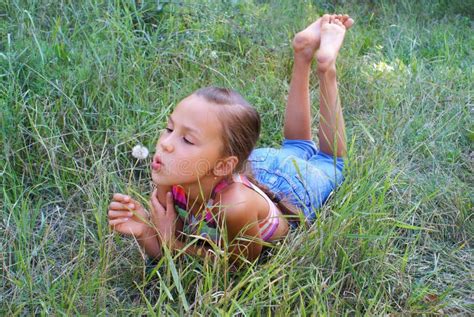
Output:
[132, 145, 149, 160]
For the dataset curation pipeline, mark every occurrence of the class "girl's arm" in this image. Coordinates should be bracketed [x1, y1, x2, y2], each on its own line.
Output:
[137, 185, 183, 259]
[170, 203, 262, 267]
[139, 183, 182, 259]
[136, 226, 162, 259]
[150, 189, 262, 265]
[221, 200, 263, 263]
[109, 185, 183, 260]
[108, 193, 163, 258]
[172, 240, 215, 259]
[133, 184, 179, 260]
[153, 184, 184, 236]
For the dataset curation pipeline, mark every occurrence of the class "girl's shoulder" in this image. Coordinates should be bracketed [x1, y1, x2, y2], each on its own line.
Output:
[215, 181, 266, 219]
[218, 181, 258, 204]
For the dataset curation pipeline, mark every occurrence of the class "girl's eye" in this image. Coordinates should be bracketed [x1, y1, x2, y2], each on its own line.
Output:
[183, 138, 194, 145]
[164, 128, 194, 145]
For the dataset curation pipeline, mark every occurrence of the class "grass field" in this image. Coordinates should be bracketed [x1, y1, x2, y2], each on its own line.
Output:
[1, 0, 472, 315]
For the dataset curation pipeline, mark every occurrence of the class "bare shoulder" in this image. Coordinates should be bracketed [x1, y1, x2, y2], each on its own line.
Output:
[216, 182, 260, 222]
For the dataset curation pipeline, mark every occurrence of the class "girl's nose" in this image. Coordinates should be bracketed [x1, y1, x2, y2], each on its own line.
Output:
[160, 136, 174, 153]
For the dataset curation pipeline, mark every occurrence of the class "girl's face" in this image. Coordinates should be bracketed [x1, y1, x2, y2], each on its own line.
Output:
[151, 94, 226, 186]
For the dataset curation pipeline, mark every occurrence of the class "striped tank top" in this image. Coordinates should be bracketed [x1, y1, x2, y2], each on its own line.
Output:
[172, 174, 280, 242]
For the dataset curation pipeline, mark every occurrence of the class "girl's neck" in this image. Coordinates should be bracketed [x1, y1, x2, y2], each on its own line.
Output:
[180, 175, 231, 213]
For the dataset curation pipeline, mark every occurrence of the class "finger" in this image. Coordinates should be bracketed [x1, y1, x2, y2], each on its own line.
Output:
[113, 193, 132, 203]
[109, 218, 129, 226]
[108, 209, 133, 219]
[109, 201, 135, 211]
[152, 188, 159, 202]
[166, 192, 174, 215]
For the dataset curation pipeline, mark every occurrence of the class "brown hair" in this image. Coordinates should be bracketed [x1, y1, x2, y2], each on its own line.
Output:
[194, 86, 302, 220]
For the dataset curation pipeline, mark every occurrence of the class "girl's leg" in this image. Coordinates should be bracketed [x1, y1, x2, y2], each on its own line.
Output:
[284, 14, 353, 144]
[316, 16, 352, 157]
[284, 16, 326, 141]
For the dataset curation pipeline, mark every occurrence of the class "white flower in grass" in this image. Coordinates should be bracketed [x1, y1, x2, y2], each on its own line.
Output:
[373, 61, 394, 73]
[132, 145, 149, 160]
[210, 50, 218, 60]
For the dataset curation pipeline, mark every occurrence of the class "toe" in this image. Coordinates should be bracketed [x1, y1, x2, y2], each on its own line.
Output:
[345, 18, 354, 29]
[321, 14, 331, 25]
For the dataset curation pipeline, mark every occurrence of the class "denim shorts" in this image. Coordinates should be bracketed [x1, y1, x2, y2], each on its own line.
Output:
[248, 138, 344, 222]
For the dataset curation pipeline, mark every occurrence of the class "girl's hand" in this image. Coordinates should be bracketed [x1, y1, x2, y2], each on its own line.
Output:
[108, 193, 150, 239]
[150, 189, 177, 248]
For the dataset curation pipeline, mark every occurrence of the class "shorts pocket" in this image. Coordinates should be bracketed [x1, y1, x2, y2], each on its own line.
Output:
[248, 148, 277, 163]
[255, 168, 307, 209]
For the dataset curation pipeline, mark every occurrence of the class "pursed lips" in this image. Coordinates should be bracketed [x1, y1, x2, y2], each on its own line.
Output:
[151, 155, 164, 170]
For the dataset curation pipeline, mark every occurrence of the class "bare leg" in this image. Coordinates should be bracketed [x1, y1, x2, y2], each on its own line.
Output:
[316, 17, 350, 157]
[284, 15, 328, 140]
[284, 15, 353, 142]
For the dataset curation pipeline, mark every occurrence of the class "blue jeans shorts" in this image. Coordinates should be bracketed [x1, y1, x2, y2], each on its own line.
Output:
[248, 138, 345, 222]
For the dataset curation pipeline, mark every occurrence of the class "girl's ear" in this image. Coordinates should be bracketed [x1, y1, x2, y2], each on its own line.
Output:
[213, 156, 239, 176]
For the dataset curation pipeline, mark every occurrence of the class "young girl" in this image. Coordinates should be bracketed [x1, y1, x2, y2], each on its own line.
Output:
[108, 14, 354, 264]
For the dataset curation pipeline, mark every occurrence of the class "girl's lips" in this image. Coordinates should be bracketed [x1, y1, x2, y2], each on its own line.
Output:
[151, 161, 162, 171]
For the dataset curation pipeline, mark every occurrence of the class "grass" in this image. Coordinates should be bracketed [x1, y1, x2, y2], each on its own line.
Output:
[1, 0, 472, 315]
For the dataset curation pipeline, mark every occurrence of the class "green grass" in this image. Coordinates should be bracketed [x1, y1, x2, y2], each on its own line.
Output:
[1, 0, 472, 315]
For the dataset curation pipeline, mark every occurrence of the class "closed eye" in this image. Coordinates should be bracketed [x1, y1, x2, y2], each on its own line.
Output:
[183, 138, 194, 145]
[165, 128, 194, 145]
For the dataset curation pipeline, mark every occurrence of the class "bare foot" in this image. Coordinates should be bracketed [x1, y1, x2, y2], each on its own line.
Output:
[292, 14, 329, 62]
[335, 14, 355, 29]
[316, 16, 348, 73]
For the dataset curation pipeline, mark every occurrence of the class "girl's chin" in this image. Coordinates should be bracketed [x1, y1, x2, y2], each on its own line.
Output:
[152, 174, 181, 187]
[151, 174, 168, 186]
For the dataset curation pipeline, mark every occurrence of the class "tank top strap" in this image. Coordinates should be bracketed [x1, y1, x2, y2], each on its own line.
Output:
[230, 174, 280, 241]
[173, 174, 280, 242]
[211, 177, 232, 197]
[230, 174, 268, 199]
[210, 174, 253, 196]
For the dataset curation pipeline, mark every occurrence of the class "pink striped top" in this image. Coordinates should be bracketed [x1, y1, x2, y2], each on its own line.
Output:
[172, 173, 280, 242]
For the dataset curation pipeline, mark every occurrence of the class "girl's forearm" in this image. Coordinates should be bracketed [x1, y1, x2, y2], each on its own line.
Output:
[137, 226, 162, 259]
[173, 239, 215, 259]
[172, 239, 257, 268]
